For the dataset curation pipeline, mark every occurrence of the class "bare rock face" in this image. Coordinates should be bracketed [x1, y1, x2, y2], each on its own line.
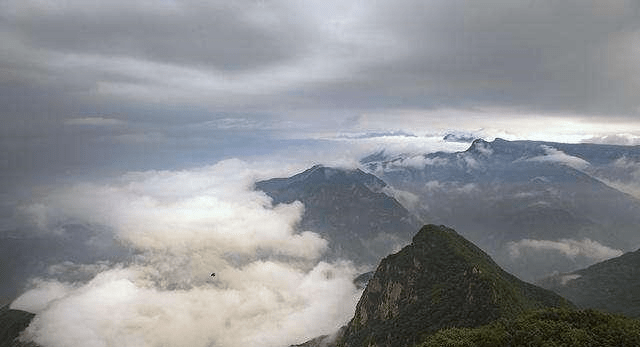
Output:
[336, 225, 573, 347]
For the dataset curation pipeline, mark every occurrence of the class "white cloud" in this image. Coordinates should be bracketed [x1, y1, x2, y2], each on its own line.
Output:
[15, 262, 358, 347]
[384, 155, 449, 169]
[424, 180, 442, 191]
[382, 186, 421, 215]
[584, 133, 640, 146]
[20, 159, 327, 258]
[460, 153, 481, 170]
[507, 238, 623, 263]
[327, 134, 468, 158]
[422, 180, 477, 195]
[588, 156, 640, 200]
[527, 145, 590, 171]
[11, 279, 76, 313]
[11, 159, 361, 347]
[559, 274, 581, 285]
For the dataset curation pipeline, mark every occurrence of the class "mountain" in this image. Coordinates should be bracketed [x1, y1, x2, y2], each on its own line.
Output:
[255, 165, 421, 266]
[362, 139, 640, 281]
[538, 248, 640, 318]
[0, 305, 35, 347]
[0, 224, 131, 306]
[333, 225, 572, 347]
[419, 308, 640, 347]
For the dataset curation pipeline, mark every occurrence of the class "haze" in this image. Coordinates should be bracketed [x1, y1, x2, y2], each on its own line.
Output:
[2, 1, 640, 346]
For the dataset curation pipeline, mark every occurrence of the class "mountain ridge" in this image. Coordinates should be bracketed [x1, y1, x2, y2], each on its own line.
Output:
[360, 138, 640, 281]
[0, 305, 36, 347]
[255, 165, 421, 267]
[334, 224, 572, 347]
[538, 247, 640, 318]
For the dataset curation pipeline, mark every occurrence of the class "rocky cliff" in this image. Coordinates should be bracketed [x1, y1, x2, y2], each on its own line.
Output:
[336, 224, 573, 347]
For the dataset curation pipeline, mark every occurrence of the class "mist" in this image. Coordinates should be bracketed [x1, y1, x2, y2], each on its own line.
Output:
[10, 159, 362, 347]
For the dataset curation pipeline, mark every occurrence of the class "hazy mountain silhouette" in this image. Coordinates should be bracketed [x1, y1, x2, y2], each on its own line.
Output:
[538, 247, 640, 318]
[362, 139, 640, 281]
[295, 225, 572, 347]
[255, 165, 421, 267]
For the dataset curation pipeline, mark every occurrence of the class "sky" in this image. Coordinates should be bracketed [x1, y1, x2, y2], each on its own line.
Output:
[2, 0, 640, 185]
[2, 1, 640, 346]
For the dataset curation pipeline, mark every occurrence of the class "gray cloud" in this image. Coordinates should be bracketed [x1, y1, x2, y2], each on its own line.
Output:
[2, 0, 640, 186]
[338, 0, 640, 115]
[2, 0, 309, 72]
[65, 117, 126, 126]
[2, 0, 639, 119]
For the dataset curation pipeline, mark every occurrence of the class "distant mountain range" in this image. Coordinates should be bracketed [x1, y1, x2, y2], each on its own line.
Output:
[361, 138, 640, 281]
[7, 139, 640, 346]
[538, 247, 640, 318]
[255, 165, 421, 267]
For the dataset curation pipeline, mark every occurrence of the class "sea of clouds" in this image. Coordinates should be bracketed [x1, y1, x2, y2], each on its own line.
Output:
[11, 159, 362, 347]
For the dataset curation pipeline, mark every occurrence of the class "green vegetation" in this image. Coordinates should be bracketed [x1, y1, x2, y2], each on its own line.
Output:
[0, 305, 35, 347]
[418, 308, 640, 347]
[337, 225, 572, 347]
[539, 248, 640, 318]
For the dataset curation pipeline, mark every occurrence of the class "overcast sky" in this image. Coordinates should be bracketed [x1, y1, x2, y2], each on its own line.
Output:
[3, 2, 640, 344]
[2, 0, 640, 183]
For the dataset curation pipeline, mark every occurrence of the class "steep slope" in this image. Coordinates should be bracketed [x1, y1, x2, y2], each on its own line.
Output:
[0, 305, 35, 347]
[420, 308, 640, 347]
[336, 225, 573, 347]
[362, 139, 640, 280]
[538, 248, 640, 318]
[255, 165, 421, 266]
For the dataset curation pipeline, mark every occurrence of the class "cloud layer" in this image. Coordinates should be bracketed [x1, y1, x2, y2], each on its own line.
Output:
[507, 238, 623, 263]
[11, 159, 361, 347]
[2, 0, 639, 120]
[527, 145, 591, 171]
[2, 0, 640, 195]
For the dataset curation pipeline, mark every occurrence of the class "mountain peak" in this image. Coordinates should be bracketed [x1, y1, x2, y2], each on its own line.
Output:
[466, 138, 494, 157]
[255, 166, 419, 266]
[337, 224, 573, 347]
[412, 223, 461, 244]
[256, 165, 387, 197]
